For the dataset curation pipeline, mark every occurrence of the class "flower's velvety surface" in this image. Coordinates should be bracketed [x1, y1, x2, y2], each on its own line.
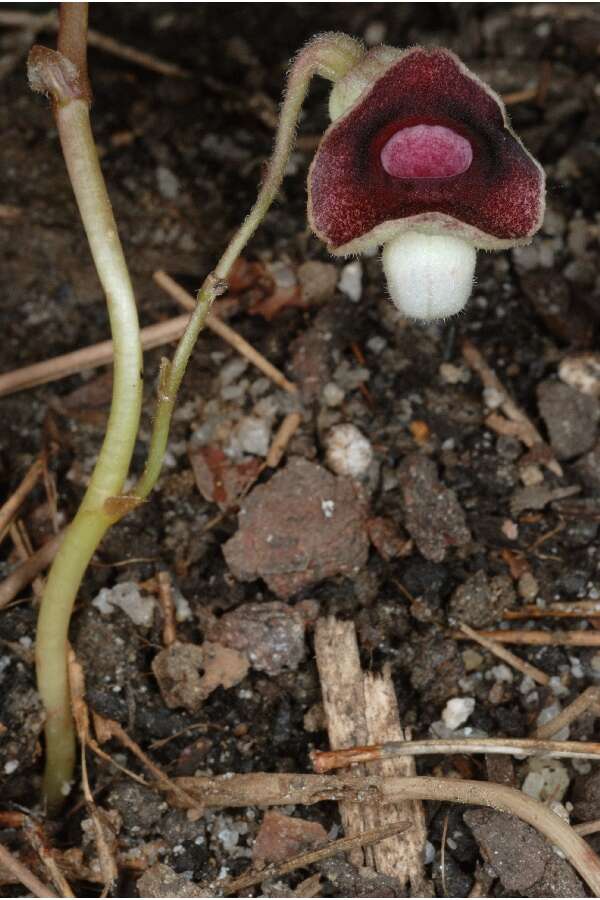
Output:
[308, 47, 544, 253]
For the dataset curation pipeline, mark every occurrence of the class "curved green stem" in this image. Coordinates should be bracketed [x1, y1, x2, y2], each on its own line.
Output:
[134, 32, 364, 500]
[32, 25, 363, 814]
[33, 90, 142, 812]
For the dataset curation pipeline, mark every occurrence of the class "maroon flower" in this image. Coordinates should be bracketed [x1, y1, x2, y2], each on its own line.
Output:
[308, 46, 545, 319]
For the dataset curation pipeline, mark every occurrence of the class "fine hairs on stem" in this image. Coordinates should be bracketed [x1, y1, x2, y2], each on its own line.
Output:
[29, 2, 364, 813]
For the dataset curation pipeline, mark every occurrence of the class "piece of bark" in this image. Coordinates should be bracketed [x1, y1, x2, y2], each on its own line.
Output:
[314, 618, 368, 868]
[314, 617, 426, 891]
[363, 669, 427, 892]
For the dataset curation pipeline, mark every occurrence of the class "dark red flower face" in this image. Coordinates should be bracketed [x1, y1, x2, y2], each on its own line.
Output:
[308, 47, 545, 254]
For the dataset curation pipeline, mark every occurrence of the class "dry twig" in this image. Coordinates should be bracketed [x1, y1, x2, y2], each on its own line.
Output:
[0, 315, 191, 399]
[452, 628, 600, 648]
[92, 713, 203, 814]
[23, 819, 75, 898]
[215, 820, 409, 896]
[266, 411, 303, 468]
[0, 840, 57, 899]
[0, 531, 63, 610]
[462, 338, 562, 476]
[157, 570, 177, 647]
[311, 736, 600, 771]
[9, 520, 45, 599]
[504, 603, 600, 620]
[0, 459, 43, 543]
[69, 651, 118, 893]
[154, 270, 298, 394]
[532, 686, 600, 740]
[458, 622, 549, 685]
[0, 9, 190, 77]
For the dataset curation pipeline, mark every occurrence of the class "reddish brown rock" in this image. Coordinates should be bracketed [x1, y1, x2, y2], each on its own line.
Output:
[252, 810, 328, 865]
[223, 457, 369, 598]
[398, 453, 470, 562]
[206, 600, 317, 675]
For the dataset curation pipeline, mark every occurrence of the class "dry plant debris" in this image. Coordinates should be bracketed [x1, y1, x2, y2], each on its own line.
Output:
[315, 617, 427, 893]
[152, 641, 249, 713]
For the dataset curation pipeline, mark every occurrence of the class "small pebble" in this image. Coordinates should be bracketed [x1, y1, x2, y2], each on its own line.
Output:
[441, 696, 475, 730]
[491, 664, 513, 684]
[92, 582, 156, 628]
[325, 423, 373, 478]
[338, 261, 363, 302]
[520, 464, 544, 486]
[559, 353, 600, 398]
[235, 415, 271, 457]
[156, 165, 180, 200]
[439, 362, 469, 384]
[219, 357, 248, 387]
[322, 382, 345, 407]
[462, 649, 484, 672]
[522, 758, 570, 803]
[366, 335, 387, 354]
[518, 571, 539, 601]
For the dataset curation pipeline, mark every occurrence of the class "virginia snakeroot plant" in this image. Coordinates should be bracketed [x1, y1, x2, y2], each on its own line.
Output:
[29, 8, 545, 814]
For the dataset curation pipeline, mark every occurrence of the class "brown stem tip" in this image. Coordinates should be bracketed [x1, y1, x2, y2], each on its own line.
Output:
[27, 45, 90, 106]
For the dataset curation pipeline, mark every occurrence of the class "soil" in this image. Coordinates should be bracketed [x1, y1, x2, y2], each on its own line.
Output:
[1, 2, 600, 897]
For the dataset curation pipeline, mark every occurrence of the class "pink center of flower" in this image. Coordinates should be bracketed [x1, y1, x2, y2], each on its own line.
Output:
[380, 124, 473, 179]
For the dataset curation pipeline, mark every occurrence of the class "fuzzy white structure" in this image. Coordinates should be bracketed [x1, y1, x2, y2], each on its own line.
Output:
[382, 231, 476, 320]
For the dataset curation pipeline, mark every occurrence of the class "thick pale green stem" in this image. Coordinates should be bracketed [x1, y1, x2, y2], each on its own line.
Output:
[32, 71, 142, 811]
[135, 33, 364, 500]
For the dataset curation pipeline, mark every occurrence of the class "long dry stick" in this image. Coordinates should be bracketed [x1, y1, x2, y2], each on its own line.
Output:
[0, 315, 190, 398]
[311, 736, 600, 771]
[458, 622, 549, 685]
[505, 604, 600, 620]
[171, 771, 600, 895]
[0, 9, 190, 77]
[453, 628, 600, 647]
[0, 840, 57, 898]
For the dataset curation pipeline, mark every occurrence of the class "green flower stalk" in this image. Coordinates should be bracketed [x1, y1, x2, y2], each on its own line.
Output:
[29, 3, 364, 814]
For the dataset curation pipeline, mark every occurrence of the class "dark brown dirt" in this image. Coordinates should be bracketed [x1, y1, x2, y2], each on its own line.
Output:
[1, 3, 600, 897]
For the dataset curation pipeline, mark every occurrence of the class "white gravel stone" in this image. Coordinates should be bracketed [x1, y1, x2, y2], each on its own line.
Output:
[322, 382, 345, 407]
[522, 758, 570, 803]
[156, 165, 180, 200]
[235, 415, 271, 457]
[325, 423, 373, 478]
[92, 582, 156, 628]
[338, 260, 363, 302]
[441, 696, 475, 731]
